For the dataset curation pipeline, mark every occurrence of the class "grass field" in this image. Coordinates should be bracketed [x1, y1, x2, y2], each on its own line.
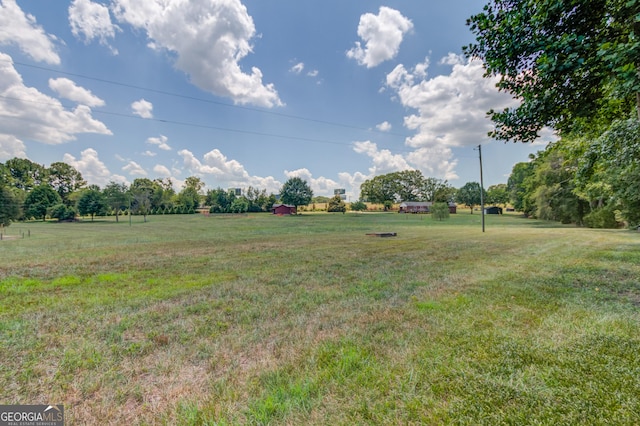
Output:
[1, 212, 639, 425]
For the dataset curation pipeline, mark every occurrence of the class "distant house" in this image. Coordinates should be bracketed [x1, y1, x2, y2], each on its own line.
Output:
[398, 201, 432, 213]
[448, 202, 457, 214]
[485, 206, 503, 215]
[272, 204, 297, 215]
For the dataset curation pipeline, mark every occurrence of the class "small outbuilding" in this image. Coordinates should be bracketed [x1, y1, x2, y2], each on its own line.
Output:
[484, 206, 503, 215]
[448, 202, 457, 214]
[398, 201, 432, 213]
[272, 204, 297, 215]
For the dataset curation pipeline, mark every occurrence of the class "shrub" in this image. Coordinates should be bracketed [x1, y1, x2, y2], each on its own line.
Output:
[431, 203, 450, 221]
[583, 206, 619, 228]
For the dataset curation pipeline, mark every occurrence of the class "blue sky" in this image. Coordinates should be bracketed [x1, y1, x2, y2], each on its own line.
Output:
[0, 0, 551, 199]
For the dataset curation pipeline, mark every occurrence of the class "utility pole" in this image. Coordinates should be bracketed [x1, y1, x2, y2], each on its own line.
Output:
[478, 144, 485, 233]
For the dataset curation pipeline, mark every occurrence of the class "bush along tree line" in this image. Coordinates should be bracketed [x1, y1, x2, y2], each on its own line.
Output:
[465, 0, 640, 228]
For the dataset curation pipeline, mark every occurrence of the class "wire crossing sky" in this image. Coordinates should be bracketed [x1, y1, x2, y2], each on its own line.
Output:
[0, 0, 551, 198]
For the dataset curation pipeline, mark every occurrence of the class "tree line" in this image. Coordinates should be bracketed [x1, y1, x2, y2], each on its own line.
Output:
[0, 158, 283, 225]
[464, 0, 640, 228]
[358, 170, 508, 214]
[0, 158, 331, 225]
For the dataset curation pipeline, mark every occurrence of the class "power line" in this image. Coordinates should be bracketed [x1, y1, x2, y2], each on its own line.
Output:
[0, 94, 424, 153]
[6, 58, 413, 139]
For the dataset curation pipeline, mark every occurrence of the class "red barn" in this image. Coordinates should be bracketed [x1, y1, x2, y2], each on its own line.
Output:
[272, 204, 297, 215]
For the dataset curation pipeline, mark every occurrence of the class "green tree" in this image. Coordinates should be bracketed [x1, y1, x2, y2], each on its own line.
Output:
[49, 204, 76, 221]
[245, 186, 274, 212]
[577, 119, 640, 227]
[360, 173, 399, 205]
[152, 178, 176, 211]
[465, 0, 640, 142]
[327, 195, 346, 213]
[2, 158, 46, 191]
[350, 200, 367, 214]
[431, 202, 450, 221]
[422, 177, 455, 202]
[130, 179, 153, 222]
[456, 182, 485, 214]
[507, 161, 535, 213]
[394, 170, 425, 201]
[47, 162, 86, 206]
[103, 181, 128, 222]
[184, 176, 205, 193]
[176, 187, 201, 211]
[528, 143, 588, 224]
[206, 188, 236, 213]
[0, 185, 21, 226]
[25, 184, 61, 221]
[486, 183, 509, 205]
[280, 177, 313, 212]
[230, 197, 249, 213]
[77, 188, 107, 221]
[176, 177, 204, 211]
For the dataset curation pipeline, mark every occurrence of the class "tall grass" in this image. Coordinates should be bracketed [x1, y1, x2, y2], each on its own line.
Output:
[1, 213, 639, 424]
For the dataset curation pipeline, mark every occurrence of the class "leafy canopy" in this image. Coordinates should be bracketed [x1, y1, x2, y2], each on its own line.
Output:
[280, 177, 313, 208]
[465, 0, 640, 142]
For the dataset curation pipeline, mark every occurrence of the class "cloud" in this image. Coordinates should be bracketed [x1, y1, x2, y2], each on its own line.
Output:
[346, 6, 413, 68]
[131, 99, 153, 118]
[153, 164, 171, 177]
[113, 0, 282, 108]
[122, 160, 147, 176]
[63, 148, 126, 186]
[353, 140, 413, 175]
[337, 170, 368, 199]
[376, 121, 392, 132]
[0, 134, 26, 160]
[178, 148, 281, 193]
[147, 134, 171, 151]
[49, 78, 105, 107]
[0, 53, 111, 145]
[381, 55, 523, 179]
[141, 150, 156, 157]
[290, 62, 304, 74]
[307, 70, 319, 77]
[284, 168, 339, 194]
[68, 0, 119, 53]
[386, 56, 516, 149]
[0, 0, 60, 64]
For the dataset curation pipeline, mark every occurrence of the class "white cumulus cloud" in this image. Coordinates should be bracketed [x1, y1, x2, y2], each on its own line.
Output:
[122, 160, 147, 176]
[382, 55, 522, 179]
[113, 0, 282, 107]
[178, 148, 281, 193]
[0, 0, 60, 64]
[0, 134, 26, 160]
[376, 121, 392, 132]
[68, 0, 119, 53]
[64, 148, 126, 187]
[346, 6, 413, 68]
[153, 164, 171, 177]
[49, 78, 105, 107]
[290, 62, 304, 74]
[0, 53, 111, 145]
[147, 134, 171, 151]
[131, 98, 153, 118]
[353, 140, 413, 176]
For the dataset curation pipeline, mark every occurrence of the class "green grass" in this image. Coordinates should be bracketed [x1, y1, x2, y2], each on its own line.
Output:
[1, 212, 639, 425]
